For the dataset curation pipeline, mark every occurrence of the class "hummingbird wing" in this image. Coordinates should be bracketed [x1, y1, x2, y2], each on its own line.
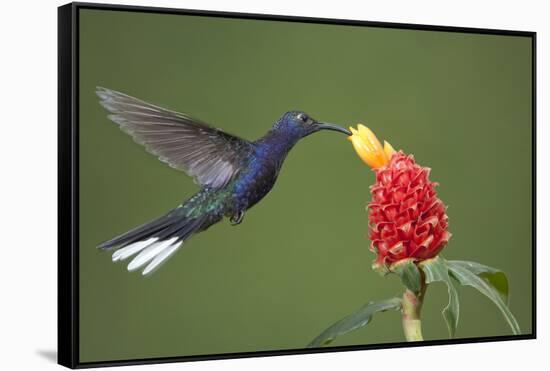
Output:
[96, 87, 253, 189]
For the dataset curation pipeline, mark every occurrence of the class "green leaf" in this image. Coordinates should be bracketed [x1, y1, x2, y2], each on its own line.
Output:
[372, 260, 390, 276]
[308, 298, 402, 348]
[419, 256, 459, 338]
[447, 262, 520, 335]
[447, 260, 509, 304]
[391, 258, 422, 294]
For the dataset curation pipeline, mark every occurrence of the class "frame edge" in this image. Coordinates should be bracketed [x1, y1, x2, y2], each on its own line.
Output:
[58, 2, 78, 369]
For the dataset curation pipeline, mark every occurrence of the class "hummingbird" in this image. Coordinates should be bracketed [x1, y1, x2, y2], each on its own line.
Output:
[96, 87, 351, 275]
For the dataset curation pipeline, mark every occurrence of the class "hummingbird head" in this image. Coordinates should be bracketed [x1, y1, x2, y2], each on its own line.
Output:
[273, 111, 351, 139]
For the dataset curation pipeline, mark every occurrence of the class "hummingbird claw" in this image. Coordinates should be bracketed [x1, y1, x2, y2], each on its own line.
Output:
[230, 210, 245, 225]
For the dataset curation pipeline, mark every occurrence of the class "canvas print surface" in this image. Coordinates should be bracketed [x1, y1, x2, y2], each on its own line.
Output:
[76, 7, 533, 363]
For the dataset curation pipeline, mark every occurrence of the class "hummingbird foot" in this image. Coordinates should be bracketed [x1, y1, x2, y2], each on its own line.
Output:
[230, 210, 245, 225]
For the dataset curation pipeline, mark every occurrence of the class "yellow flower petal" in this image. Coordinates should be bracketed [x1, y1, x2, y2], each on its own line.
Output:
[349, 134, 373, 167]
[347, 124, 393, 169]
[383, 141, 395, 160]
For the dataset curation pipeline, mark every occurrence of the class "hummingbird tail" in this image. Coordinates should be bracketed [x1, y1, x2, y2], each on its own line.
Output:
[97, 212, 211, 275]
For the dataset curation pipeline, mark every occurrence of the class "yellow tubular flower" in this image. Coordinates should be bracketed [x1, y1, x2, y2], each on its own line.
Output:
[347, 124, 395, 169]
[383, 140, 395, 159]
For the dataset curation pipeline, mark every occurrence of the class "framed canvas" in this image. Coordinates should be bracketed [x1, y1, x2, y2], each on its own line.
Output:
[58, 2, 536, 368]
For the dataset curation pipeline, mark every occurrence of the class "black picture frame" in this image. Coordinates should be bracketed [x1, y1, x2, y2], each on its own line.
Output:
[58, 2, 537, 368]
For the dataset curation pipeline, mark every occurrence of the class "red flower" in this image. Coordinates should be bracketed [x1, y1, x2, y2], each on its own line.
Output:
[368, 152, 451, 269]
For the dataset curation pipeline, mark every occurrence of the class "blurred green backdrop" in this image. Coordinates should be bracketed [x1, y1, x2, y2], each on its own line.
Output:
[78, 9, 533, 363]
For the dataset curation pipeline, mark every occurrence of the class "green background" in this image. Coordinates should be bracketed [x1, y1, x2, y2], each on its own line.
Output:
[78, 9, 533, 363]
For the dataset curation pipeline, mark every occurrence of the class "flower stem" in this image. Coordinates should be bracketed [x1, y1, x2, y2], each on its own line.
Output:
[401, 283, 426, 341]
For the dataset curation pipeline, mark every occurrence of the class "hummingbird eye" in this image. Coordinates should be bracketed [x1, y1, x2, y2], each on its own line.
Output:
[297, 113, 308, 123]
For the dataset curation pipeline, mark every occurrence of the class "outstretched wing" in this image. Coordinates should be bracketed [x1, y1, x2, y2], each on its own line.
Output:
[97, 87, 253, 189]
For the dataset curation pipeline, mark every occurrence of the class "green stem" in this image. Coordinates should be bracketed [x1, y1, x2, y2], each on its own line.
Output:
[401, 283, 426, 341]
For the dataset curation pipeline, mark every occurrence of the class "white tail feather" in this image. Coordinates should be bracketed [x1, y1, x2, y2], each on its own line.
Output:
[127, 237, 178, 272]
[112, 237, 158, 262]
[142, 242, 182, 275]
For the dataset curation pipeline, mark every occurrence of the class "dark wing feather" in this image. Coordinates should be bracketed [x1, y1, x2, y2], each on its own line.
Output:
[96, 87, 253, 189]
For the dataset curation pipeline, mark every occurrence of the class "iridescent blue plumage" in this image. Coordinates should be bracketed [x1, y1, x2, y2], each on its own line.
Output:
[96, 89, 350, 275]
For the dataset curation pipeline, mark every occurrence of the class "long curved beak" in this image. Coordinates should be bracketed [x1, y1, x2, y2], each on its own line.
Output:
[312, 122, 352, 135]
